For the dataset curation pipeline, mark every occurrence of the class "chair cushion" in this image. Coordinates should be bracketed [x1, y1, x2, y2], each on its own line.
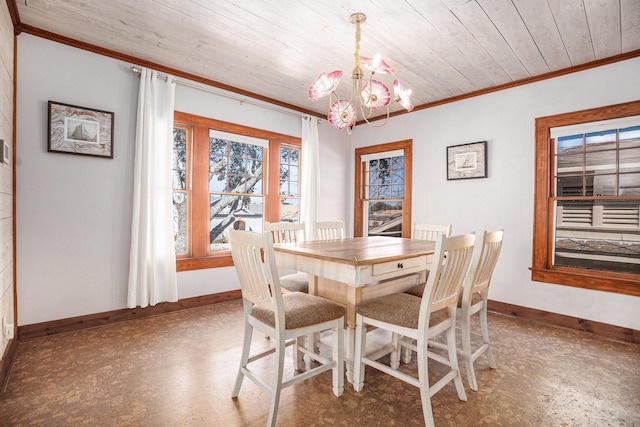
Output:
[404, 271, 430, 297]
[458, 290, 483, 308]
[279, 272, 309, 293]
[356, 293, 448, 329]
[252, 292, 345, 329]
[405, 283, 425, 298]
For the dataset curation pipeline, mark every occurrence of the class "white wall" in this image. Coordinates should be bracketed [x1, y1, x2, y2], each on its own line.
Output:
[16, 33, 639, 330]
[16, 34, 350, 324]
[0, 0, 15, 356]
[351, 57, 640, 330]
[16, 35, 138, 324]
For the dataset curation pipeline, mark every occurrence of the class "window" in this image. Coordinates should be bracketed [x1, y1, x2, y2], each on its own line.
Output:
[172, 111, 301, 271]
[532, 100, 640, 296]
[354, 140, 412, 238]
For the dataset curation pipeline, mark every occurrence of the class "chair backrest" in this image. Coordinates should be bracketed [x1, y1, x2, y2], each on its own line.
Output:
[464, 230, 504, 298]
[314, 220, 345, 240]
[419, 233, 475, 319]
[229, 230, 284, 314]
[264, 221, 306, 244]
[412, 223, 452, 241]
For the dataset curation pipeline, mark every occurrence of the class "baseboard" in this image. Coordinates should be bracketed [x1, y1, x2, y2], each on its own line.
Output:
[1, 337, 18, 394]
[17, 290, 242, 341]
[487, 300, 640, 345]
[14, 292, 638, 345]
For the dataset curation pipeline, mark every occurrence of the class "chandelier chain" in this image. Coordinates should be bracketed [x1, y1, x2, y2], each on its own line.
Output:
[354, 20, 361, 73]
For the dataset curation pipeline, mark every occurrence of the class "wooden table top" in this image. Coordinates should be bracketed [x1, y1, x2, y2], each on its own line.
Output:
[273, 236, 436, 266]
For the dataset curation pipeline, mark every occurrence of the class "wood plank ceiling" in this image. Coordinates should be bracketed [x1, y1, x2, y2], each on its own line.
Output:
[12, 0, 640, 120]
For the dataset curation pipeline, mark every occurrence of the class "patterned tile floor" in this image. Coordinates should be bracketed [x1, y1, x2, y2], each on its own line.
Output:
[1, 300, 638, 426]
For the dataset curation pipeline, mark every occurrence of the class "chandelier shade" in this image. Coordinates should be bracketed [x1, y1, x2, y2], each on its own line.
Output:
[308, 12, 413, 132]
[394, 80, 414, 112]
[327, 99, 356, 129]
[362, 80, 391, 110]
[308, 70, 343, 102]
[360, 55, 394, 74]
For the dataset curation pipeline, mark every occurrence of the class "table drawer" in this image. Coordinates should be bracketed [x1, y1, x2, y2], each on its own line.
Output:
[371, 255, 426, 276]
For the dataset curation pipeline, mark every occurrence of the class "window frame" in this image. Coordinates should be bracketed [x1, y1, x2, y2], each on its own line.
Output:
[354, 140, 412, 238]
[531, 100, 640, 296]
[173, 111, 301, 271]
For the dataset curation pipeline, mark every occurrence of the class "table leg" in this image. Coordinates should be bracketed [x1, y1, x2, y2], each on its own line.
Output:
[344, 285, 360, 383]
[345, 325, 355, 383]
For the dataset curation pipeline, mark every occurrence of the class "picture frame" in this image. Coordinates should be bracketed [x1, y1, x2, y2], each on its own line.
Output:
[446, 141, 487, 180]
[48, 101, 114, 158]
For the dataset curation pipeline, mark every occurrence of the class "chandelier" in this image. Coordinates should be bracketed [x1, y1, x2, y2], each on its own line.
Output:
[308, 12, 413, 133]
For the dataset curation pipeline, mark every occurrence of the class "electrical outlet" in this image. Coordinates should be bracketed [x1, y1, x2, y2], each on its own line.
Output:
[2, 316, 13, 340]
[0, 139, 7, 164]
[4, 324, 13, 339]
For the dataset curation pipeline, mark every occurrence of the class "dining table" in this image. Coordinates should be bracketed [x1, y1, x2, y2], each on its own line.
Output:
[273, 236, 436, 381]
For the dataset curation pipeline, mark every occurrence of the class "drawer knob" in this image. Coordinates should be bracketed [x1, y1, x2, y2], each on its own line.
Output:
[397, 262, 404, 269]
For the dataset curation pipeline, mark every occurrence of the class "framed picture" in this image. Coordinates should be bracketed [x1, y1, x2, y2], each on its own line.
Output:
[48, 101, 114, 158]
[446, 141, 487, 180]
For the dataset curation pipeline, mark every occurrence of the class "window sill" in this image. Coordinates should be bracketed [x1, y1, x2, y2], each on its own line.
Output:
[177, 255, 234, 272]
[530, 267, 640, 296]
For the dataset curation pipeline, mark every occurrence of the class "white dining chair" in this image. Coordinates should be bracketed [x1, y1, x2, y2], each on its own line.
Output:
[264, 221, 309, 293]
[229, 230, 345, 427]
[404, 223, 453, 299]
[401, 224, 453, 367]
[412, 223, 452, 242]
[313, 220, 345, 240]
[352, 233, 475, 427]
[458, 229, 504, 391]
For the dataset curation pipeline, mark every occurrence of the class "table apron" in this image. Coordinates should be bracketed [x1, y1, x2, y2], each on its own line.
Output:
[274, 252, 432, 286]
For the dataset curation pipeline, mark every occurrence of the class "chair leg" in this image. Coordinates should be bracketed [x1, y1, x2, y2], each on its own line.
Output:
[231, 319, 253, 398]
[447, 322, 467, 402]
[293, 337, 304, 371]
[352, 315, 366, 392]
[479, 304, 496, 369]
[403, 340, 413, 364]
[311, 332, 320, 352]
[416, 338, 435, 427]
[266, 336, 286, 427]
[461, 312, 478, 392]
[332, 324, 345, 397]
[390, 333, 401, 369]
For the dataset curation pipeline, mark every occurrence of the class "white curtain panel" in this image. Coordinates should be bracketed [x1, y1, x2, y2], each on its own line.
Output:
[300, 116, 320, 240]
[127, 68, 178, 308]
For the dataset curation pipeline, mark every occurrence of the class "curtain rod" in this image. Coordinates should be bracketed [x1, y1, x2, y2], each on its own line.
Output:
[130, 66, 319, 122]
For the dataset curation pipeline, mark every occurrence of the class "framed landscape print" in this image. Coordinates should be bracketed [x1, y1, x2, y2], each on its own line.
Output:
[446, 141, 487, 180]
[48, 101, 114, 158]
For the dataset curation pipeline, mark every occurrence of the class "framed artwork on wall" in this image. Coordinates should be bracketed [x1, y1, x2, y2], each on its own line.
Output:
[446, 141, 487, 180]
[48, 101, 114, 158]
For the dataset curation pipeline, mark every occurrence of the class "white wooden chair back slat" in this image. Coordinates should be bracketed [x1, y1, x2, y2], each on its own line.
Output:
[423, 233, 475, 314]
[314, 221, 345, 240]
[265, 221, 306, 243]
[412, 223, 452, 241]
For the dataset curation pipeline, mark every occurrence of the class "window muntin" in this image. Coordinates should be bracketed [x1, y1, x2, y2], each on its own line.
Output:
[172, 111, 301, 271]
[364, 155, 405, 237]
[532, 101, 640, 296]
[354, 141, 412, 238]
[552, 125, 640, 276]
[279, 147, 300, 222]
[208, 134, 266, 252]
[172, 126, 189, 256]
